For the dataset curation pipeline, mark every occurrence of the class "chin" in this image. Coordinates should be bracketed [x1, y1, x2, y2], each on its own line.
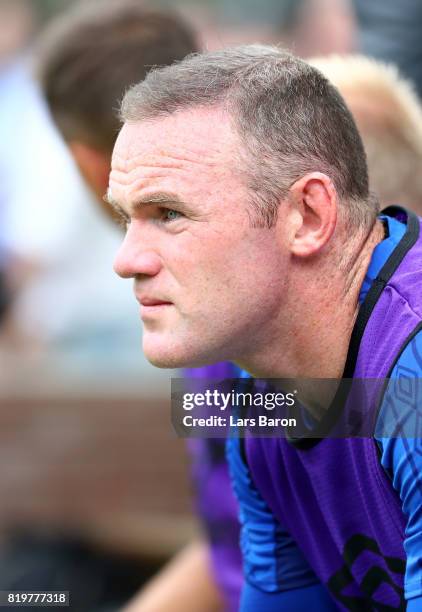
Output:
[143, 336, 218, 370]
[143, 340, 192, 369]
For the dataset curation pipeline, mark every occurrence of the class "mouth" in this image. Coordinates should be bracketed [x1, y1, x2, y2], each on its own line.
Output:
[137, 296, 173, 318]
[140, 298, 172, 307]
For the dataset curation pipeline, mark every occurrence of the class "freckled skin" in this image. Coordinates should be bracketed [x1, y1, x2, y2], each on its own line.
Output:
[110, 107, 289, 369]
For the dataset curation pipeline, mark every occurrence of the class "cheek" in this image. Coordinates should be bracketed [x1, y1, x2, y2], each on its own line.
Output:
[167, 226, 284, 310]
[165, 229, 231, 283]
[201, 248, 283, 316]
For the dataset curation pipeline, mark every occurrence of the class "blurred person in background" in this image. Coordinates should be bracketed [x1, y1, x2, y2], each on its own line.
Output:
[0, 0, 141, 359]
[37, 2, 241, 611]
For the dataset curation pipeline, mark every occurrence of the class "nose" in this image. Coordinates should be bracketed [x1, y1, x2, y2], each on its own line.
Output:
[113, 227, 162, 279]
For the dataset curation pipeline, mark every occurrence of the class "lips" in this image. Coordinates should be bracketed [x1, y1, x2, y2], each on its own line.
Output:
[138, 297, 172, 320]
[140, 298, 171, 307]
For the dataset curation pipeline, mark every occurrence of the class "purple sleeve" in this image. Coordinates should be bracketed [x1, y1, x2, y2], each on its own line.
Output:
[187, 438, 242, 612]
[185, 363, 243, 612]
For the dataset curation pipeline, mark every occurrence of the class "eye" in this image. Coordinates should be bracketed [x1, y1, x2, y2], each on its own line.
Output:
[162, 208, 182, 222]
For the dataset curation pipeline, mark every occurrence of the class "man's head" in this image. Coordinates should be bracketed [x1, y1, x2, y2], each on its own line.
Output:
[118, 45, 375, 230]
[309, 54, 422, 213]
[109, 45, 378, 370]
[37, 0, 198, 203]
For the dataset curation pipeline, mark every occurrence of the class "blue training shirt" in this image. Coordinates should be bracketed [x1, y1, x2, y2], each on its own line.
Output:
[233, 215, 422, 611]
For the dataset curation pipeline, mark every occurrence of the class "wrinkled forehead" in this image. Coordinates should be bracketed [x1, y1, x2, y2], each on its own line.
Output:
[111, 106, 239, 171]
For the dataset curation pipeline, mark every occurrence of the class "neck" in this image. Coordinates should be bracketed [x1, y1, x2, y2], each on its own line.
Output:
[236, 219, 385, 379]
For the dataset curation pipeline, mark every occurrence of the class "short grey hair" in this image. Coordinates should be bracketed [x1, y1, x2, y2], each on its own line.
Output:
[121, 45, 376, 229]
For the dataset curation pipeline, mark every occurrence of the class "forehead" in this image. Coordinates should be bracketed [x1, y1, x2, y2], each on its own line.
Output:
[112, 106, 238, 171]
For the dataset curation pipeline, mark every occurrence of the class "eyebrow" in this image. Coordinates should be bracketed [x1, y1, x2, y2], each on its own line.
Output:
[104, 188, 184, 217]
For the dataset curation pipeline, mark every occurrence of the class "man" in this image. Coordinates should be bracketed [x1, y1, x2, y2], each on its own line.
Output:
[110, 45, 422, 610]
[37, 2, 242, 611]
[37, 0, 197, 210]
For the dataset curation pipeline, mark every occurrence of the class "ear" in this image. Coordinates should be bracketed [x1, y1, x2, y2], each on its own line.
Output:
[284, 172, 338, 257]
[68, 141, 116, 220]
